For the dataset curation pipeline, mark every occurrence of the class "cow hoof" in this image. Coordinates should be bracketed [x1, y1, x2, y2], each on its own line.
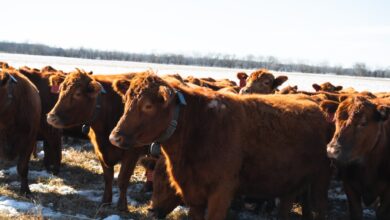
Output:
[19, 188, 32, 197]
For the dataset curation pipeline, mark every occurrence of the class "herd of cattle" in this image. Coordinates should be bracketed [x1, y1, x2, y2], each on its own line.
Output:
[0, 61, 389, 220]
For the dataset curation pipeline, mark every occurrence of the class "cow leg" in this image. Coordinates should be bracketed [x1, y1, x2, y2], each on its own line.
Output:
[377, 189, 390, 220]
[343, 181, 362, 220]
[17, 140, 34, 195]
[189, 205, 206, 220]
[205, 184, 236, 220]
[278, 195, 294, 220]
[301, 189, 313, 220]
[117, 150, 139, 211]
[42, 128, 62, 175]
[101, 162, 114, 205]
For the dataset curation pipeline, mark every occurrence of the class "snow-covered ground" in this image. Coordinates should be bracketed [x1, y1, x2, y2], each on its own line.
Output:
[1, 52, 389, 92]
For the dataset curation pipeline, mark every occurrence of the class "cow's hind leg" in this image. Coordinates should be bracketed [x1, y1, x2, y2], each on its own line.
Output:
[17, 139, 35, 195]
[206, 184, 236, 220]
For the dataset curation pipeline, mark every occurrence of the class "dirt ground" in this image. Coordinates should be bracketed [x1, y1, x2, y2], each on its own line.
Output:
[0, 139, 376, 220]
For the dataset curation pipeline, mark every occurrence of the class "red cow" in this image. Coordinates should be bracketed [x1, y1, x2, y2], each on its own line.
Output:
[321, 96, 390, 220]
[0, 68, 41, 194]
[109, 72, 332, 220]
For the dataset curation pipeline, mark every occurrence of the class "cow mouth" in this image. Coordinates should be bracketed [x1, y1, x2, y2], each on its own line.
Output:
[46, 113, 68, 128]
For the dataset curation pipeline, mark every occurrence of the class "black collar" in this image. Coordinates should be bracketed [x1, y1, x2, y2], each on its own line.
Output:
[150, 90, 186, 156]
[81, 84, 107, 134]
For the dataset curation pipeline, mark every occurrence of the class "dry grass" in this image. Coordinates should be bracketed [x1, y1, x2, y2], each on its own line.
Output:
[0, 139, 374, 219]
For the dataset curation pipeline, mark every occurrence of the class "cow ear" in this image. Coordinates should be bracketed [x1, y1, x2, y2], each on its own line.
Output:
[273, 75, 288, 88]
[335, 86, 343, 91]
[159, 86, 174, 105]
[237, 72, 248, 80]
[0, 72, 10, 87]
[112, 79, 130, 97]
[320, 100, 339, 115]
[49, 74, 65, 87]
[87, 81, 102, 97]
[377, 105, 390, 121]
[312, 83, 321, 91]
[88, 71, 93, 75]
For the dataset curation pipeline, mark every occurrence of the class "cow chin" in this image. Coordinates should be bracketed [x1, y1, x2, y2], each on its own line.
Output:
[46, 113, 74, 129]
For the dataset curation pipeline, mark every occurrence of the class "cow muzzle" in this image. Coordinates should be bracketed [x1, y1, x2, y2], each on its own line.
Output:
[109, 131, 132, 150]
[326, 141, 342, 159]
[46, 113, 64, 128]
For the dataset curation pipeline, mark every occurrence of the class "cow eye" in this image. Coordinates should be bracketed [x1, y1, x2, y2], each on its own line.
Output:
[263, 81, 270, 85]
[74, 91, 82, 98]
[142, 103, 153, 112]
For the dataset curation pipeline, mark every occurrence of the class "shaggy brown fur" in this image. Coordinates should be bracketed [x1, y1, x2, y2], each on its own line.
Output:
[110, 72, 332, 220]
[312, 82, 343, 92]
[240, 69, 288, 94]
[322, 96, 390, 220]
[0, 68, 41, 194]
[278, 85, 298, 94]
[46, 69, 148, 211]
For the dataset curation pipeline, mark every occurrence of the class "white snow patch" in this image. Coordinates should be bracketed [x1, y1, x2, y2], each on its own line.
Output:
[2, 166, 53, 179]
[77, 190, 103, 202]
[363, 209, 375, 217]
[103, 215, 121, 220]
[0, 196, 62, 218]
[172, 205, 189, 214]
[37, 150, 45, 159]
[29, 183, 76, 195]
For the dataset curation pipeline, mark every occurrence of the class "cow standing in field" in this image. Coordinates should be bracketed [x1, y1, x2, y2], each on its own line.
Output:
[46, 69, 148, 211]
[239, 69, 288, 94]
[322, 96, 390, 220]
[109, 73, 332, 220]
[0, 68, 41, 194]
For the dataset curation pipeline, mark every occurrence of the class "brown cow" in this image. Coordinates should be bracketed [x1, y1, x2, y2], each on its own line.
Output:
[109, 72, 332, 220]
[185, 76, 237, 91]
[46, 69, 148, 211]
[278, 85, 298, 94]
[321, 96, 390, 220]
[312, 82, 343, 93]
[18, 66, 65, 174]
[0, 68, 41, 194]
[239, 69, 288, 94]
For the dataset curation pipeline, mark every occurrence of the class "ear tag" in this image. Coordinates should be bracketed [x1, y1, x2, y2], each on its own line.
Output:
[96, 82, 107, 94]
[177, 91, 187, 105]
[9, 74, 18, 83]
[82, 124, 90, 134]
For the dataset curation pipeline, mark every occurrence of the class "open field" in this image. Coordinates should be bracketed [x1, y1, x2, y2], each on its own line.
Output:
[0, 53, 388, 219]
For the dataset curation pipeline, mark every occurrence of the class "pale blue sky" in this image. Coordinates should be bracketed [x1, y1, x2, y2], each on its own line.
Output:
[1, 0, 389, 68]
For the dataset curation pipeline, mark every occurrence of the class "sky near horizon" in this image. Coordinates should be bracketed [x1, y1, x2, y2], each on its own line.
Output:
[1, 0, 389, 69]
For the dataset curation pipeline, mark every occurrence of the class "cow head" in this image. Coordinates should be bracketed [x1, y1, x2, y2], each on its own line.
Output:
[321, 96, 390, 163]
[47, 69, 103, 128]
[110, 72, 177, 149]
[312, 82, 343, 93]
[239, 69, 288, 94]
[278, 85, 298, 94]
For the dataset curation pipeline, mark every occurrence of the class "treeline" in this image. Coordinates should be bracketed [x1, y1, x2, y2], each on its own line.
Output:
[0, 41, 389, 78]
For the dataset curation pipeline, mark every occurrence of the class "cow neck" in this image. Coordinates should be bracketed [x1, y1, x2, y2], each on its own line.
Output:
[149, 90, 186, 156]
[0, 73, 18, 115]
[81, 82, 107, 134]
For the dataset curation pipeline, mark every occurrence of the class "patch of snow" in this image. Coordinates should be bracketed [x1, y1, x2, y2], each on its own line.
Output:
[2, 166, 52, 179]
[37, 150, 45, 159]
[208, 99, 219, 108]
[0, 196, 62, 218]
[103, 215, 121, 220]
[29, 183, 76, 195]
[77, 190, 103, 202]
[363, 209, 375, 217]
